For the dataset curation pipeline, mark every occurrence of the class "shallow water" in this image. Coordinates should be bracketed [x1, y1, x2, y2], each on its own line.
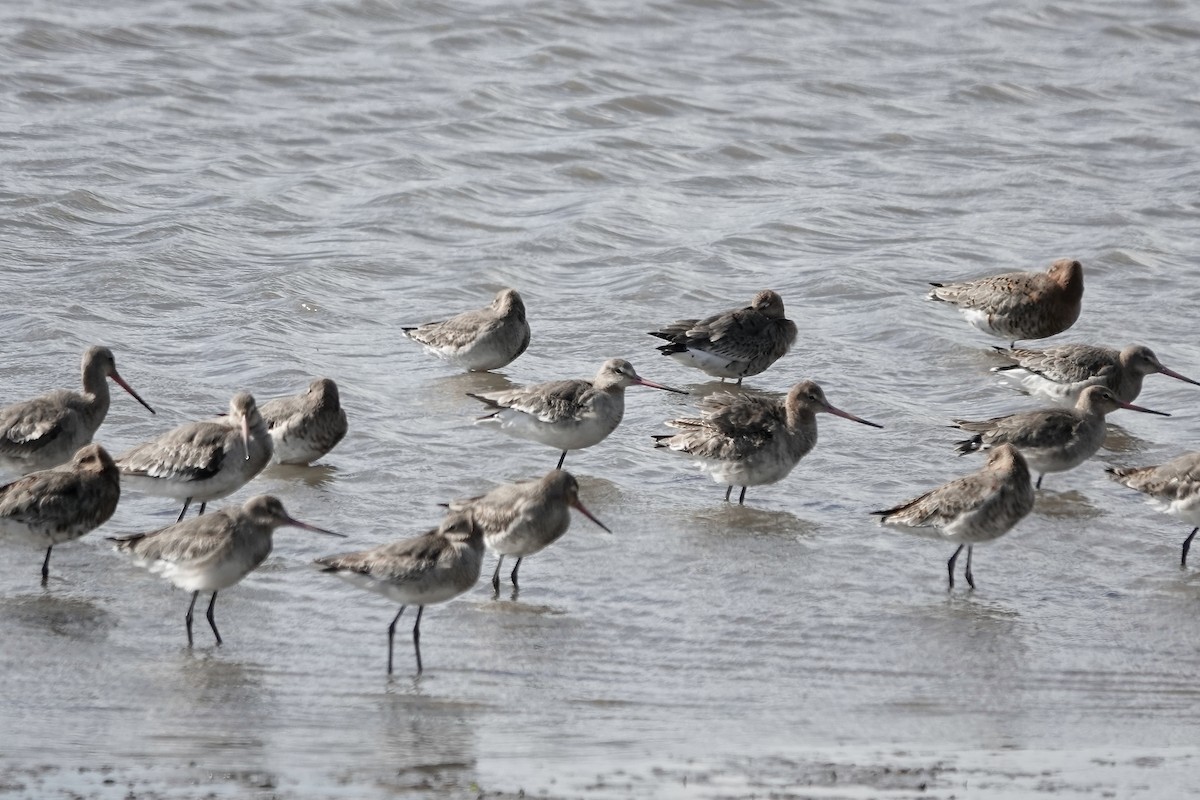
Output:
[4, 0, 1200, 796]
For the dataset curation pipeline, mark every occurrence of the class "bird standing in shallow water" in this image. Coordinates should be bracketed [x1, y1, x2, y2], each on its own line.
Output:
[110, 495, 341, 646]
[1107, 453, 1200, 567]
[872, 444, 1035, 590]
[315, 511, 484, 675]
[0, 346, 155, 476]
[117, 392, 273, 522]
[0, 443, 121, 584]
[467, 358, 686, 469]
[649, 290, 797, 384]
[928, 258, 1084, 345]
[444, 470, 610, 595]
[260, 378, 348, 465]
[951, 385, 1169, 489]
[653, 380, 882, 505]
[991, 343, 1200, 406]
[402, 288, 530, 372]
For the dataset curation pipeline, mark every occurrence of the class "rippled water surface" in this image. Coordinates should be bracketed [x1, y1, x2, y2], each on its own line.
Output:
[4, 0, 1200, 796]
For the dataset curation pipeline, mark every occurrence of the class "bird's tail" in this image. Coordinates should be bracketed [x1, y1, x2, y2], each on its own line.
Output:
[954, 435, 983, 456]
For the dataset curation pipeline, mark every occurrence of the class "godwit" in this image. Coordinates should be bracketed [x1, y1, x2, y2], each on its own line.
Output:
[653, 380, 882, 504]
[315, 511, 484, 675]
[649, 290, 797, 384]
[952, 385, 1168, 489]
[0, 443, 120, 584]
[444, 469, 610, 594]
[117, 392, 273, 522]
[467, 358, 685, 469]
[260, 378, 349, 465]
[992, 343, 1200, 406]
[0, 346, 154, 475]
[928, 258, 1084, 345]
[402, 288, 530, 372]
[872, 444, 1035, 590]
[1107, 453, 1200, 567]
[110, 495, 341, 646]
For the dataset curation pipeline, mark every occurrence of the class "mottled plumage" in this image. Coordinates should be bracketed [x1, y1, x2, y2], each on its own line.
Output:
[654, 380, 882, 504]
[260, 378, 348, 464]
[467, 358, 685, 469]
[872, 444, 1035, 589]
[118, 392, 273, 521]
[1107, 452, 1200, 567]
[0, 443, 121, 583]
[952, 385, 1168, 488]
[110, 495, 340, 646]
[402, 288, 530, 371]
[928, 258, 1084, 344]
[445, 469, 609, 593]
[0, 346, 154, 475]
[992, 343, 1199, 406]
[316, 511, 484, 674]
[649, 289, 797, 383]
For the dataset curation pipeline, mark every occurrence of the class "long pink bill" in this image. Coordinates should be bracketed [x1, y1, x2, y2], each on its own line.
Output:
[635, 377, 689, 395]
[1160, 366, 1200, 388]
[284, 516, 346, 537]
[570, 499, 612, 533]
[826, 405, 884, 429]
[241, 416, 252, 461]
[111, 372, 156, 414]
[1120, 400, 1171, 417]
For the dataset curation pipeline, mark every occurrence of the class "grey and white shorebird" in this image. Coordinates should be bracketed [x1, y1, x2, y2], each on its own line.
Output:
[444, 469, 610, 594]
[992, 343, 1200, 406]
[402, 288, 530, 372]
[110, 495, 341, 647]
[117, 392, 273, 522]
[872, 444, 1036, 590]
[1107, 452, 1200, 567]
[259, 378, 349, 465]
[315, 511, 484, 675]
[928, 258, 1084, 346]
[649, 289, 798, 384]
[0, 443, 121, 584]
[653, 380, 882, 505]
[467, 358, 686, 469]
[0, 346, 155, 476]
[951, 385, 1169, 489]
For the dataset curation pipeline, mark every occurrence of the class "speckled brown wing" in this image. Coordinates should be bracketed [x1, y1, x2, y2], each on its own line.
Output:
[316, 528, 451, 581]
[406, 307, 503, 349]
[470, 379, 597, 424]
[660, 393, 784, 460]
[117, 421, 229, 482]
[1108, 452, 1200, 499]
[958, 408, 1081, 450]
[111, 508, 239, 566]
[0, 392, 75, 455]
[998, 345, 1119, 384]
[931, 271, 1043, 312]
[872, 469, 1005, 528]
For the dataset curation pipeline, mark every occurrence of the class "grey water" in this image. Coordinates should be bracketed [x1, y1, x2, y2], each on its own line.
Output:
[3, 0, 1200, 796]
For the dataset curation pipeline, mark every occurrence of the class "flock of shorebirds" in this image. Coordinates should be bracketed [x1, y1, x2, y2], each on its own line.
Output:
[3, 258, 1200, 674]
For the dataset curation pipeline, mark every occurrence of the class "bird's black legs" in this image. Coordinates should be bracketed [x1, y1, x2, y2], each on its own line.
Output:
[555, 451, 567, 470]
[197, 502, 207, 517]
[737, 486, 747, 505]
[947, 545, 964, 590]
[724, 485, 733, 502]
[413, 606, 425, 674]
[206, 591, 222, 645]
[510, 557, 523, 589]
[1183, 528, 1198, 568]
[1036, 474, 1044, 490]
[185, 591, 199, 646]
[40, 546, 52, 585]
[177, 498, 193, 523]
[387, 606, 406, 675]
[964, 546, 975, 590]
[491, 556, 504, 594]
